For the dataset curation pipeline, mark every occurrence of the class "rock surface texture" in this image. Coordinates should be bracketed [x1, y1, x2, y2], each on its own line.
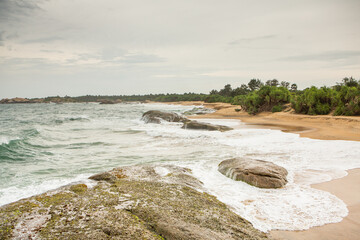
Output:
[218, 158, 288, 188]
[182, 120, 233, 132]
[183, 107, 215, 116]
[0, 165, 269, 240]
[141, 110, 188, 124]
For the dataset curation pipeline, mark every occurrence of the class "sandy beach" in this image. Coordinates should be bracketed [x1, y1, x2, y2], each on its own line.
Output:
[165, 101, 360, 240]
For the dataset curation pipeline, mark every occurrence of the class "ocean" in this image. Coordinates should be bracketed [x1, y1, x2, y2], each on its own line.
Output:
[0, 102, 359, 232]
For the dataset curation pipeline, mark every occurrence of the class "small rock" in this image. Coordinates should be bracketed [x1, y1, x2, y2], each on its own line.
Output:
[89, 172, 117, 182]
[182, 120, 233, 132]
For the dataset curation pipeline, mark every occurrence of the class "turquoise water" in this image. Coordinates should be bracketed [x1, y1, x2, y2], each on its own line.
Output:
[1, 102, 360, 232]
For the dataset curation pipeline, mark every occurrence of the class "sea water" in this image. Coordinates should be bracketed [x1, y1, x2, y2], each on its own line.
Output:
[0, 103, 359, 232]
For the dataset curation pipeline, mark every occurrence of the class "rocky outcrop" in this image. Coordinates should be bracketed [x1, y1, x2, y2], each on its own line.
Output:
[0, 98, 31, 104]
[218, 158, 288, 188]
[0, 165, 269, 240]
[141, 110, 188, 124]
[182, 120, 233, 132]
[183, 107, 215, 116]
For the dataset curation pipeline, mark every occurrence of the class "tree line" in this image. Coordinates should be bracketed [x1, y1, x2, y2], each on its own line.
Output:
[205, 77, 360, 116]
[34, 77, 360, 116]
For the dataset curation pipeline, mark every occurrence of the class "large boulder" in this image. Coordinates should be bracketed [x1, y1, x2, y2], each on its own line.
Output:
[218, 158, 288, 188]
[142, 110, 188, 124]
[0, 165, 269, 240]
[182, 120, 233, 132]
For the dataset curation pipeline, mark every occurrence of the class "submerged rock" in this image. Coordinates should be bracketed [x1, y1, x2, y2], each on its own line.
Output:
[218, 158, 288, 188]
[182, 120, 233, 132]
[0, 165, 269, 240]
[141, 110, 188, 124]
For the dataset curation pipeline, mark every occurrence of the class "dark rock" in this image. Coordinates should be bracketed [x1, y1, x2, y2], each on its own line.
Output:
[141, 110, 188, 124]
[89, 172, 117, 182]
[218, 158, 288, 188]
[182, 120, 233, 132]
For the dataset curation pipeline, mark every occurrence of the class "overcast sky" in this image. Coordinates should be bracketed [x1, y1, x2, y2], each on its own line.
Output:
[1, 0, 359, 98]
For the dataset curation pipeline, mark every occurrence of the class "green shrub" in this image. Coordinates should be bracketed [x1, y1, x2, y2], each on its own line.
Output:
[272, 105, 283, 113]
[238, 86, 290, 114]
[291, 86, 335, 115]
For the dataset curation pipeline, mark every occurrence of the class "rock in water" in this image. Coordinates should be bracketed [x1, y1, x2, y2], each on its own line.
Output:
[218, 158, 288, 188]
[141, 110, 188, 124]
[183, 107, 215, 116]
[0, 164, 269, 240]
[182, 120, 233, 132]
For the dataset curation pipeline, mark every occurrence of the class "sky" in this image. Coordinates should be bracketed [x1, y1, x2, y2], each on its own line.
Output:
[0, 0, 360, 98]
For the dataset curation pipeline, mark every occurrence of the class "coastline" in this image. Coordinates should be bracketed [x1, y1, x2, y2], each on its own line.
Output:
[164, 101, 360, 141]
[164, 101, 360, 239]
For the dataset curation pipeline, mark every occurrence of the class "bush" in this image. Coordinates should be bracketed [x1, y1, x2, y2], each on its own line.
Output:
[238, 86, 290, 114]
[291, 86, 336, 115]
[272, 105, 283, 113]
[204, 94, 233, 103]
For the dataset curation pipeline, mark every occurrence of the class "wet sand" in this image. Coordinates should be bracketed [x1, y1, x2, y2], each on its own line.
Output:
[162, 101, 360, 239]
[271, 168, 360, 240]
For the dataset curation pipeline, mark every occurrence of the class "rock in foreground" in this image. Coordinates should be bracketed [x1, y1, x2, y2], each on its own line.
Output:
[182, 120, 233, 132]
[141, 110, 188, 124]
[218, 158, 288, 188]
[0, 165, 269, 240]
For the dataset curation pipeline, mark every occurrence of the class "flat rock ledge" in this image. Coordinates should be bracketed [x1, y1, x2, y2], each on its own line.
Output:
[0, 164, 269, 240]
[218, 158, 288, 188]
[182, 120, 233, 132]
[141, 110, 188, 124]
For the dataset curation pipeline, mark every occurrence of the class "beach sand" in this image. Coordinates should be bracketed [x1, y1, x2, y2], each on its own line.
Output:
[271, 168, 360, 240]
[163, 101, 360, 239]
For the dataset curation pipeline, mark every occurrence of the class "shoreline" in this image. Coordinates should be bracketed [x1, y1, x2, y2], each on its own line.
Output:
[163, 101, 360, 239]
[163, 101, 360, 141]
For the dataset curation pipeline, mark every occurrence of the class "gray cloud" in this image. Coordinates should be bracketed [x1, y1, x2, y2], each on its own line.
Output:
[40, 49, 64, 53]
[22, 36, 63, 44]
[0, 0, 42, 21]
[229, 35, 276, 45]
[101, 47, 127, 61]
[119, 54, 165, 64]
[0, 31, 4, 46]
[75, 48, 165, 65]
[280, 51, 360, 62]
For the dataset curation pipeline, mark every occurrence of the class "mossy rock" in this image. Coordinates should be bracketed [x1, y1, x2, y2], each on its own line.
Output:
[0, 165, 269, 240]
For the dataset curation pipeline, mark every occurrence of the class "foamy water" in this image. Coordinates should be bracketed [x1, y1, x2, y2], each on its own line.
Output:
[0, 103, 359, 232]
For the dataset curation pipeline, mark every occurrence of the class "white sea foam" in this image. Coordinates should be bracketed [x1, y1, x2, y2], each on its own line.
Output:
[137, 117, 360, 232]
[0, 174, 93, 206]
[0, 136, 19, 145]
